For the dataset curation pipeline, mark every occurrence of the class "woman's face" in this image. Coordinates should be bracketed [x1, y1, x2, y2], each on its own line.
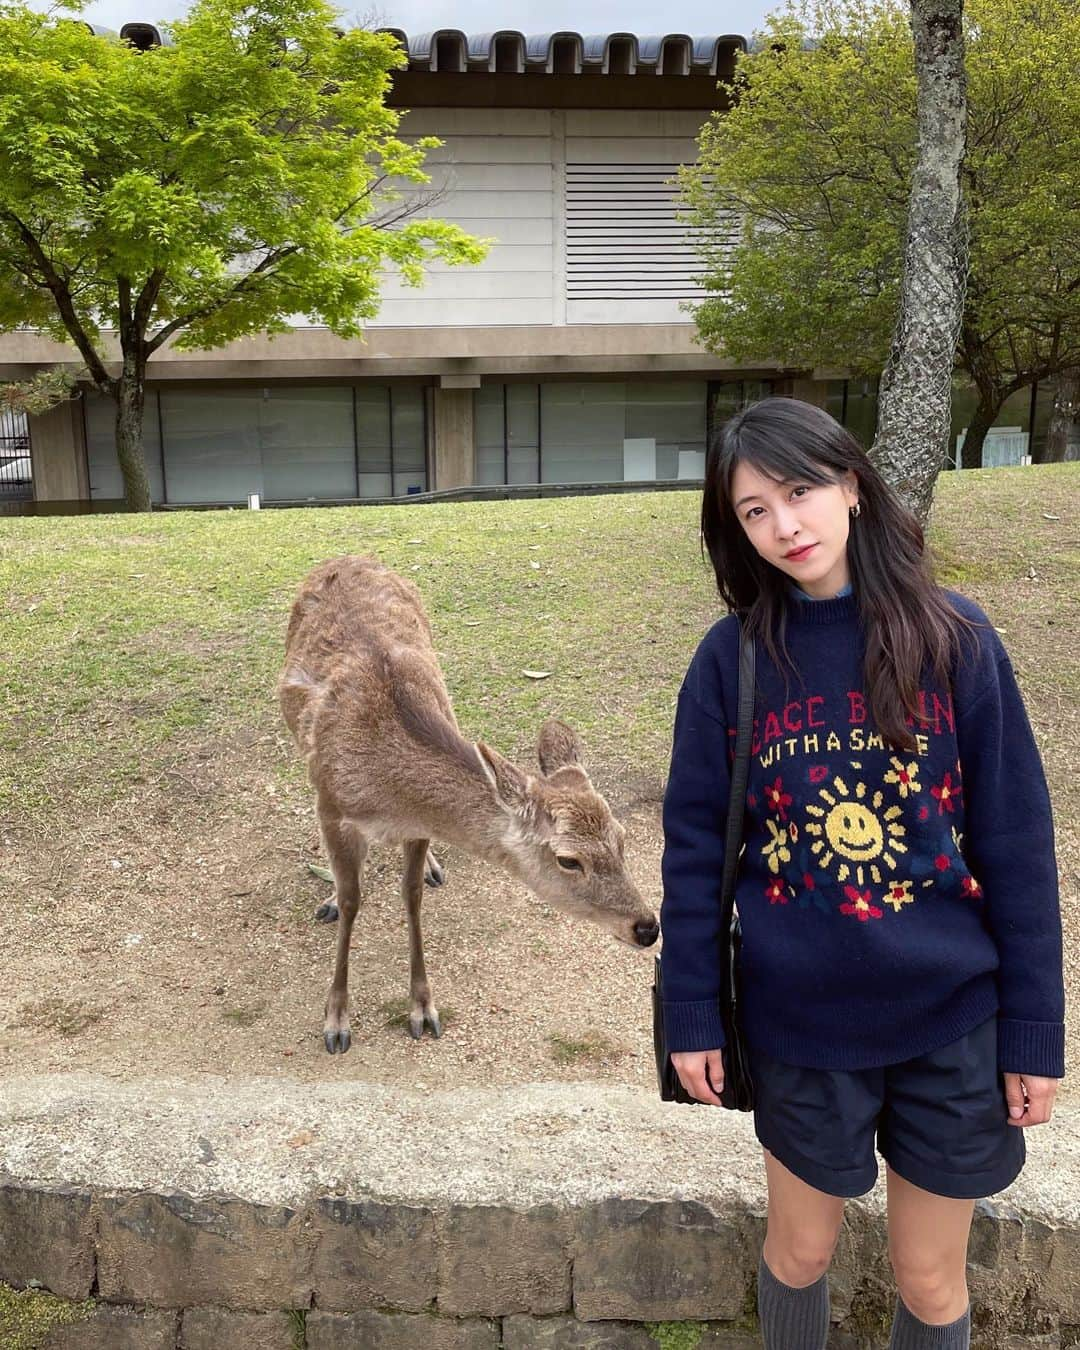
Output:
[730, 460, 860, 599]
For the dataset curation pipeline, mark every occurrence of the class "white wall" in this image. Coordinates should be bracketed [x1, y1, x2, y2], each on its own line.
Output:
[359, 107, 721, 329]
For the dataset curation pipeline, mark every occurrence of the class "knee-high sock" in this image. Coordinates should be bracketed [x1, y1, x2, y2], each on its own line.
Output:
[889, 1296, 971, 1349]
[757, 1251, 830, 1350]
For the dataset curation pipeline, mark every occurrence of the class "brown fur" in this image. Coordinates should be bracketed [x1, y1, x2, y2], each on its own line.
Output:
[279, 554, 658, 1053]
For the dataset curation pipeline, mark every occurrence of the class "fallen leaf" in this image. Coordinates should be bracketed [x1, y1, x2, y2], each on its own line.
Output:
[530, 561, 541, 570]
[522, 670, 552, 680]
[306, 862, 334, 883]
[1042, 513, 1060, 520]
[287, 1129, 315, 1147]
[462, 619, 482, 627]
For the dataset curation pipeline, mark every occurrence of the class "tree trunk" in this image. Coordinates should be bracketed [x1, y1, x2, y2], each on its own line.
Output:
[958, 387, 1005, 468]
[114, 362, 152, 513]
[1045, 369, 1080, 463]
[870, 1, 968, 523]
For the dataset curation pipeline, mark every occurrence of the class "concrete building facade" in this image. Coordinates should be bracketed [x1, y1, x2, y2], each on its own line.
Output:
[0, 28, 1051, 508]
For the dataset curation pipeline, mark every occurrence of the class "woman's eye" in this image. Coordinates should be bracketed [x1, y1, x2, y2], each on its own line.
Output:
[745, 506, 764, 520]
[556, 855, 583, 872]
[791, 486, 810, 499]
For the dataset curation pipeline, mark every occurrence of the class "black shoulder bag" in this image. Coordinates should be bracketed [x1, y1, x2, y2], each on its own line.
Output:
[652, 620, 755, 1111]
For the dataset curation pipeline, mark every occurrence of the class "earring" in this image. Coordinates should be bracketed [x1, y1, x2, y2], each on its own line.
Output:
[850, 502, 861, 518]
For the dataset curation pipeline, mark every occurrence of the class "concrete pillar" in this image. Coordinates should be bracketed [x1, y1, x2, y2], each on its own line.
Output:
[432, 385, 476, 490]
[787, 378, 829, 409]
[28, 399, 88, 503]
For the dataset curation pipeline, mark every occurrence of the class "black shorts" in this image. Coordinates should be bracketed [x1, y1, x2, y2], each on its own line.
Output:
[749, 1014, 1026, 1200]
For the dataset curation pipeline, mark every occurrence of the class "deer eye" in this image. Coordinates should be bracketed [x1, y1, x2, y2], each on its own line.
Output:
[556, 855, 583, 872]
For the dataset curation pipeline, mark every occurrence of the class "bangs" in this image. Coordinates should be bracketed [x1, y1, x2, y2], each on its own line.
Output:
[716, 399, 854, 509]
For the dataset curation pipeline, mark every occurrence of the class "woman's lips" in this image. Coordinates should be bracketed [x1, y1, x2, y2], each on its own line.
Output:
[785, 543, 818, 562]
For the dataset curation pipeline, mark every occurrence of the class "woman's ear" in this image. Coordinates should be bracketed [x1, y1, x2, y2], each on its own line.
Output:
[841, 469, 860, 508]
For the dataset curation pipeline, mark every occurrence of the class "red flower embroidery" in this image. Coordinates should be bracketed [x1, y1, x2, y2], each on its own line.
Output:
[765, 878, 789, 905]
[961, 876, 983, 899]
[930, 771, 960, 816]
[809, 765, 829, 784]
[764, 776, 792, 822]
[803, 873, 815, 891]
[747, 792, 758, 808]
[839, 885, 883, 921]
[935, 854, 951, 872]
[918, 806, 930, 821]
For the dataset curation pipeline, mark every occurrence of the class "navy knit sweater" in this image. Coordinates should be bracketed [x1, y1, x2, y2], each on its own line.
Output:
[660, 588, 1066, 1078]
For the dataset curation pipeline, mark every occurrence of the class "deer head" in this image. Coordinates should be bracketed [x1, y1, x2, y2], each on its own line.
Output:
[476, 719, 659, 947]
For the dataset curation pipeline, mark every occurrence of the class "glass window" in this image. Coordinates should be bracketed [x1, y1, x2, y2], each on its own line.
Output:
[625, 381, 706, 480]
[391, 386, 427, 496]
[507, 383, 540, 485]
[475, 385, 506, 485]
[260, 387, 355, 501]
[85, 392, 165, 503]
[160, 388, 262, 504]
[355, 386, 392, 498]
[843, 378, 879, 450]
[540, 382, 626, 484]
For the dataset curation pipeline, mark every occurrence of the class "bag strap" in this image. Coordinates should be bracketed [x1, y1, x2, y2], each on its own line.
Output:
[720, 618, 756, 915]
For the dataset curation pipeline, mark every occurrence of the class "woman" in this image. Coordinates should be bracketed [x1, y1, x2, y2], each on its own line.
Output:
[660, 397, 1065, 1350]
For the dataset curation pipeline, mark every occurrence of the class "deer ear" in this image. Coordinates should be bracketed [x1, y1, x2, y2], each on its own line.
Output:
[537, 719, 583, 776]
[476, 742, 530, 814]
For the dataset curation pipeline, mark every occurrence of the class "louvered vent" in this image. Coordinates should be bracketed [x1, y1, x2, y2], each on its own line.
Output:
[565, 164, 736, 300]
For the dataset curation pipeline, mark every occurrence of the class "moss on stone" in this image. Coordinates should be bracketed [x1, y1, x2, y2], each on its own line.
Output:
[0, 1283, 93, 1350]
[644, 1321, 704, 1350]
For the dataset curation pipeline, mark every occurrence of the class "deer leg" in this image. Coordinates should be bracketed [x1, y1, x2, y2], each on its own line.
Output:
[314, 819, 340, 923]
[403, 838, 441, 1039]
[424, 848, 445, 888]
[322, 815, 368, 1055]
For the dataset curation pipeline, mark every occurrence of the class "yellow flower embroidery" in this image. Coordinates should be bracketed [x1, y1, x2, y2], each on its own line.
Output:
[762, 818, 792, 875]
[883, 879, 915, 913]
[884, 757, 921, 799]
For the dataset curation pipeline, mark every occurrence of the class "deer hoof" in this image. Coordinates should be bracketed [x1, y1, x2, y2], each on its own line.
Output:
[428, 1009, 443, 1038]
[408, 1011, 424, 1039]
[315, 902, 339, 924]
[424, 853, 445, 887]
[324, 1028, 351, 1054]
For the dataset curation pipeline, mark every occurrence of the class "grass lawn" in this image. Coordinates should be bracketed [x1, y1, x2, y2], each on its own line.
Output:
[0, 464, 1076, 1095]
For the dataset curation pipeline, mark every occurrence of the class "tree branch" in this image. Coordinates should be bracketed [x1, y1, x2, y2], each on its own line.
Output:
[1, 210, 113, 390]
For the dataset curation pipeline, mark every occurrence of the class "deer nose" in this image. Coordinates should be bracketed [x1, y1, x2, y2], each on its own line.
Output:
[634, 919, 660, 947]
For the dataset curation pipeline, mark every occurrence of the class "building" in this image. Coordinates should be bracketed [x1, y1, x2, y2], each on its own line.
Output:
[0, 27, 1057, 509]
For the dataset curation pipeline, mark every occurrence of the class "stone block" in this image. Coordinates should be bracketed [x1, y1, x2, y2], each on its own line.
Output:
[312, 1198, 437, 1312]
[1040, 1226, 1080, 1323]
[437, 1204, 572, 1316]
[306, 1308, 499, 1349]
[0, 1182, 95, 1298]
[97, 1192, 314, 1309]
[501, 1314, 655, 1348]
[45, 1304, 179, 1349]
[180, 1305, 297, 1349]
[572, 1199, 748, 1322]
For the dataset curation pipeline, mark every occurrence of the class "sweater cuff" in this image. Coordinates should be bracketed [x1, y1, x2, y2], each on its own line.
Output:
[663, 999, 726, 1055]
[997, 1019, 1066, 1078]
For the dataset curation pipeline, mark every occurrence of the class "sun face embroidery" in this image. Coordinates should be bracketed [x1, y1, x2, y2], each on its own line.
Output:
[804, 772, 908, 886]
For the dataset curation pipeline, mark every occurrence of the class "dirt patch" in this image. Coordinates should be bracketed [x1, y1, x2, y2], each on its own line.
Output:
[0, 729, 668, 1092]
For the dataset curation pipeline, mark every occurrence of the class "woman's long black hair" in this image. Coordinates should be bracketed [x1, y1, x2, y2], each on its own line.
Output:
[702, 397, 978, 752]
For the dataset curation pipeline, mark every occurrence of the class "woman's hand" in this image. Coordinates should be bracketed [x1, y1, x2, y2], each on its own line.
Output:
[671, 1049, 725, 1106]
[1004, 1072, 1058, 1126]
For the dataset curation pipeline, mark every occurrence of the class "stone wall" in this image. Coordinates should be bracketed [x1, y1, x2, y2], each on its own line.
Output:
[1, 1076, 1077, 1350]
[2, 1180, 1078, 1348]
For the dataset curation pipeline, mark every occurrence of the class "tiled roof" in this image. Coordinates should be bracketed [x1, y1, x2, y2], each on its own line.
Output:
[77, 22, 746, 74]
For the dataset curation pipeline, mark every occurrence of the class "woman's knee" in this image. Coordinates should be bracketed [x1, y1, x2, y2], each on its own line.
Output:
[889, 1248, 967, 1321]
[763, 1231, 837, 1288]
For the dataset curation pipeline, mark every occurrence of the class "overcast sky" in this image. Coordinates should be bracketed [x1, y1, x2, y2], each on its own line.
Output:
[74, 0, 779, 42]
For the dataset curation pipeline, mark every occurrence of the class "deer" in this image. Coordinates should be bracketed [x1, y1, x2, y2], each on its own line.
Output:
[278, 554, 660, 1054]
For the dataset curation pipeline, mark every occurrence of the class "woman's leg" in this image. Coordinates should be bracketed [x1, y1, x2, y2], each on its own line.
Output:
[758, 1148, 846, 1350]
[886, 1164, 975, 1347]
